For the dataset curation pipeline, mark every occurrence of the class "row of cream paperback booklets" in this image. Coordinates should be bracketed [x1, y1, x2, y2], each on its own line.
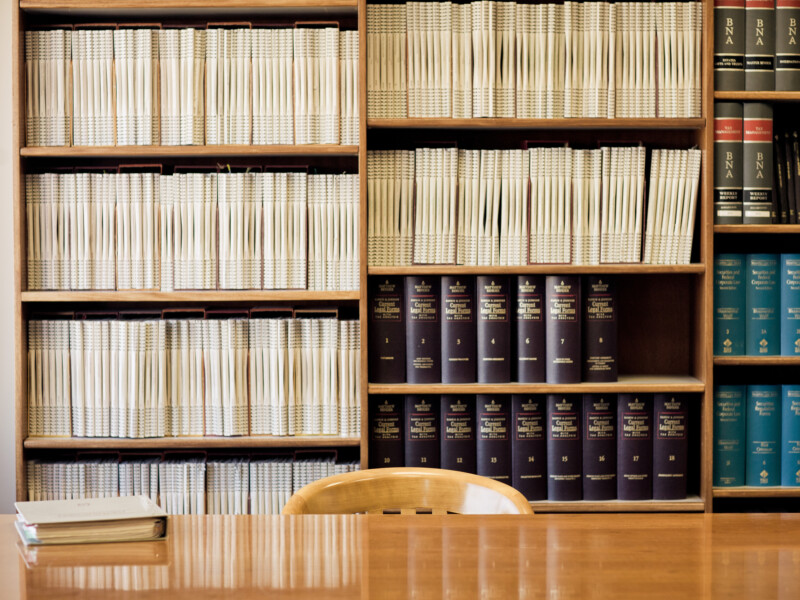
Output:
[368, 146, 701, 267]
[16, 496, 167, 545]
[367, 0, 702, 119]
[26, 171, 359, 291]
[26, 27, 358, 146]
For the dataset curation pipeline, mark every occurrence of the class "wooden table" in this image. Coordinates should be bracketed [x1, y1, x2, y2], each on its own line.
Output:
[3, 513, 800, 599]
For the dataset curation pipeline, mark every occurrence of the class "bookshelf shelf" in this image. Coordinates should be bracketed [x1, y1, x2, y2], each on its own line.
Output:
[369, 265, 705, 276]
[24, 436, 362, 450]
[367, 118, 706, 130]
[20, 145, 360, 159]
[713, 356, 800, 366]
[714, 225, 800, 234]
[713, 487, 800, 499]
[20, 0, 359, 9]
[714, 91, 800, 102]
[21, 290, 361, 303]
[368, 375, 705, 395]
[531, 496, 705, 513]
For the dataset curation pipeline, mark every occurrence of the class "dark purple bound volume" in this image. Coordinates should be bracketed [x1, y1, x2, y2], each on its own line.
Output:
[368, 277, 406, 383]
[515, 276, 546, 383]
[440, 395, 477, 473]
[653, 394, 689, 500]
[512, 394, 547, 500]
[441, 276, 477, 384]
[405, 276, 441, 384]
[476, 394, 511, 483]
[582, 394, 617, 500]
[545, 276, 581, 383]
[404, 395, 440, 468]
[583, 276, 618, 382]
[476, 276, 511, 383]
[546, 394, 582, 500]
[617, 393, 654, 500]
[368, 395, 404, 468]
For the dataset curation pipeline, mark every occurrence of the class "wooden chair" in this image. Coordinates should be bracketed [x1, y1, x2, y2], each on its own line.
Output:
[281, 467, 534, 515]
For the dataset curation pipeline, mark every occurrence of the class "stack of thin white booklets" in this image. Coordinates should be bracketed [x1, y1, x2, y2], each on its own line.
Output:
[366, 3, 408, 119]
[643, 148, 701, 265]
[113, 28, 159, 145]
[472, 0, 516, 118]
[339, 30, 359, 145]
[159, 28, 206, 145]
[25, 29, 71, 146]
[655, 2, 703, 119]
[249, 457, 293, 515]
[529, 146, 572, 264]
[158, 457, 206, 515]
[207, 459, 250, 515]
[27, 320, 71, 437]
[570, 149, 603, 265]
[600, 146, 646, 263]
[71, 29, 114, 145]
[338, 319, 361, 439]
[202, 319, 249, 437]
[407, 2, 452, 117]
[367, 150, 414, 267]
[206, 28, 252, 145]
[26, 173, 71, 290]
[116, 173, 160, 289]
[263, 172, 307, 290]
[294, 26, 340, 144]
[252, 28, 294, 145]
[217, 172, 263, 290]
[414, 147, 458, 264]
[165, 319, 205, 437]
[119, 457, 160, 505]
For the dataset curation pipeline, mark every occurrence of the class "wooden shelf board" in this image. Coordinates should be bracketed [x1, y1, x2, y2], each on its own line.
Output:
[714, 91, 800, 102]
[713, 487, 800, 499]
[368, 375, 705, 395]
[368, 118, 705, 130]
[20, 0, 357, 13]
[20, 145, 359, 158]
[24, 436, 361, 450]
[21, 290, 361, 303]
[369, 264, 704, 276]
[714, 356, 800, 366]
[714, 224, 800, 234]
[531, 497, 705, 513]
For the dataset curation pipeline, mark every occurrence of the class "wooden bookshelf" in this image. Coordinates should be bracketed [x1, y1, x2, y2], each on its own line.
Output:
[21, 0, 359, 9]
[369, 265, 706, 276]
[713, 487, 800, 499]
[714, 91, 800, 102]
[713, 356, 800, 366]
[368, 118, 706, 130]
[531, 497, 705, 513]
[20, 145, 359, 158]
[21, 290, 362, 303]
[714, 225, 800, 234]
[24, 436, 361, 450]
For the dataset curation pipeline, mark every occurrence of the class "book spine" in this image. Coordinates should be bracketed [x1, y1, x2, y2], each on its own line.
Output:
[775, 134, 789, 223]
[583, 276, 617, 382]
[476, 276, 511, 383]
[404, 395, 441, 468]
[742, 103, 774, 224]
[745, 253, 780, 355]
[440, 394, 477, 473]
[785, 133, 798, 223]
[545, 275, 582, 384]
[781, 254, 800, 355]
[715, 0, 746, 90]
[782, 385, 800, 486]
[441, 276, 477, 384]
[512, 394, 547, 500]
[546, 394, 582, 501]
[405, 276, 442, 383]
[514, 276, 546, 383]
[582, 394, 617, 501]
[368, 277, 406, 383]
[776, 0, 800, 90]
[368, 395, 405, 468]
[714, 102, 744, 224]
[476, 394, 512, 483]
[744, 0, 775, 90]
[653, 394, 689, 500]
[714, 253, 746, 355]
[745, 384, 781, 485]
[617, 393, 654, 501]
[714, 385, 746, 486]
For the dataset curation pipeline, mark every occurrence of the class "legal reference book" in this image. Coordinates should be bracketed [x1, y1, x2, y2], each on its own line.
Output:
[369, 395, 404, 468]
[714, 102, 744, 224]
[441, 276, 477, 383]
[782, 385, 800, 486]
[745, 253, 780, 355]
[15, 496, 167, 546]
[404, 395, 440, 468]
[714, 254, 746, 355]
[405, 276, 441, 383]
[369, 277, 406, 383]
[582, 394, 617, 501]
[745, 384, 780, 485]
[742, 103, 774, 223]
[476, 276, 511, 383]
[545, 276, 581, 384]
[744, 0, 775, 90]
[546, 394, 582, 501]
[617, 393, 654, 501]
[714, 0, 745, 90]
[781, 254, 800, 355]
[440, 395, 477, 473]
[653, 394, 689, 500]
[511, 394, 546, 500]
[714, 385, 746, 486]
[476, 394, 511, 483]
[776, 0, 800, 90]
[583, 276, 617, 382]
[514, 276, 545, 383]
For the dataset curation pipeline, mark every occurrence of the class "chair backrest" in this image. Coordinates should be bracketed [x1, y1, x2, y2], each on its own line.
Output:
[281, 467, 534, 515]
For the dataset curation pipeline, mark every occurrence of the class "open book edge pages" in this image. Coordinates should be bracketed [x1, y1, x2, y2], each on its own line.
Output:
[15, 495, 167, 546]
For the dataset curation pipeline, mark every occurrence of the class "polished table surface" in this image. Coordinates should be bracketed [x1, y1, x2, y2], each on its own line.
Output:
[3, 513, 800, 599]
